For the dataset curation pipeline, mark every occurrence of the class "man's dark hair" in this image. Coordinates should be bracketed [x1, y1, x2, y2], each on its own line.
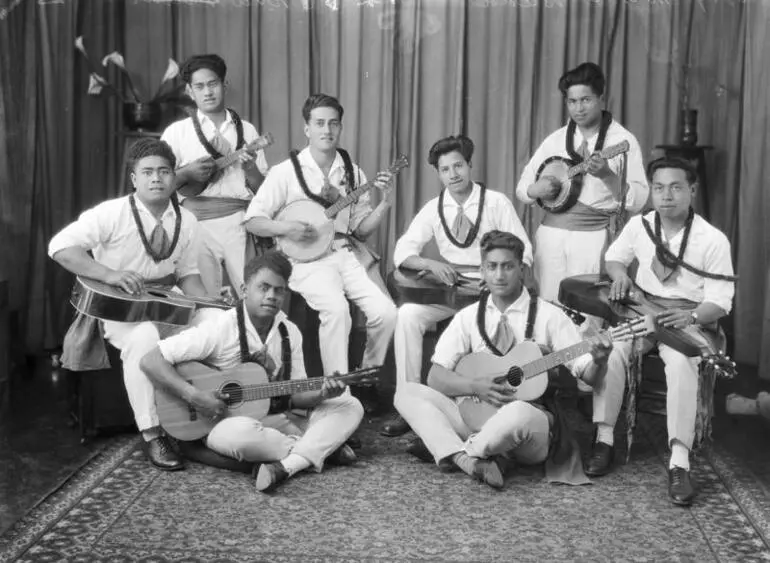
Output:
[302, 93, 344, 122]
[427, 135, 475, 168]
[647, 156, 698, 185]
[558, 62, 606, 97]
[180, 54, 227, 84]
[479, 230, 525, 263]
[127, 138, 176, 173]
[244, 250, 293, 284]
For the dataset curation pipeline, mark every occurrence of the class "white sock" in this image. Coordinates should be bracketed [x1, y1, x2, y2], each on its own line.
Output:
[280, 453, 311, 477]
[142, 427, 161, 442]
[595, 423, 614, 446]
[669, 441, 690, 470]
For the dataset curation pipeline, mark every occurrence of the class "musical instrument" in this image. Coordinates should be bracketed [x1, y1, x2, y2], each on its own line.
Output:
[558, 274, 736, 377]
[156, 362, 381, 440]
[71, 276, 230, 326]
[456, 317, 652, 432]
[177, 133, 275, 197]
[387, 266, 483, 310]
[535, 140, 630, 213]
[276, 155, 409, 262]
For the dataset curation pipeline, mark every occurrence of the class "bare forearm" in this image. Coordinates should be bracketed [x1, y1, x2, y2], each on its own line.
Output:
[354, 202, 392, 239]
[605, 260, 628, 281]
[427, 364, 476, 397]
[244, 217, 292, 238]
[53, 247, 116, 281]
[692, 302, 727, 326]
[139, 348, 197, 403]
[400, 255, 440, 272]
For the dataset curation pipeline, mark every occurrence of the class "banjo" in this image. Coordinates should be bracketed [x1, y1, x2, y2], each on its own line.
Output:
[535, 140, 629, 213]
[276, 154, 409, 262]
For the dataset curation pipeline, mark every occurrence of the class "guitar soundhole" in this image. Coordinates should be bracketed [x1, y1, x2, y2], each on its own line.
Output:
[221, 382, 244, 407]
[506, 366, 523, 387]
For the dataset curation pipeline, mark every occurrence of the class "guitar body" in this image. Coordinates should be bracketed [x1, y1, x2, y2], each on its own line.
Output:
[275, 200, 336, 262]
[558, 274, 724, 358]
[455, 341, 549, 432]
[71, 277, 229, 326]
[387, 267, 483, 309]
[535, 156, 583, 213]
[156, 362, 271, 441]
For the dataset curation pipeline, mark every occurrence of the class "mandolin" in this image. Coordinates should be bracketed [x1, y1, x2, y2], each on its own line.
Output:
[456, 317, 652, 432]
[177, 133, 274, 198]
[156, 362, 381, 440]
[535, 140, 629, 213]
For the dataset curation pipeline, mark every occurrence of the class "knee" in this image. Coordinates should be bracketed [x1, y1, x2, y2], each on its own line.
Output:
[376, 298, 398, 329]
[394, 382, 429, 412]
[206, 416, 263, 460]
[325, 394, 365, 423]
[121, 323, 160, 360]
[499, 400, 540, 426]
[318, 299, 352, 326]
[396, 304, 431, 333]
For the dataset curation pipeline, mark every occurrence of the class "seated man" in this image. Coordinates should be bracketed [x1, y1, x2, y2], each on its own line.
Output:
[383, 135, 534, 437]
[140, 251, 364, 493]
[596, 157, 736, 506]
[49, 138, 219, 471]
[395, 231, 613, 488]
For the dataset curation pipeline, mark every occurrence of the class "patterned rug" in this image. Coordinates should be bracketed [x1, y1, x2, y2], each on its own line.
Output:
[1, 414, 769, 563]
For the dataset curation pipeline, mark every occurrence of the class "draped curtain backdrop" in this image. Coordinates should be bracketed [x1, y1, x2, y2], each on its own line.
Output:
[1, 0, 767, 375]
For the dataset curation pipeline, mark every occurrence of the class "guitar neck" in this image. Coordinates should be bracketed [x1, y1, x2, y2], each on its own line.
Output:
[239, 369, 375, 402]
[567, 141, 630, 179]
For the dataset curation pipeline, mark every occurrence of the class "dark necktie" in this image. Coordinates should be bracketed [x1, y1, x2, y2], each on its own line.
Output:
[493, 315, 515, 355]
[452, 209, 473, 241]
[149, 223, 170, 256]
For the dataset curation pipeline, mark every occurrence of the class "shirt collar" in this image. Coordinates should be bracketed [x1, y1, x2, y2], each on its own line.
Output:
[442, 182, 481, 210]
[485, 287, 531, 315]
[129, 194, 174, 221]
[241, 303, 288, 345]
[298, 146, 345, 176]
[196, 108, 233, 131]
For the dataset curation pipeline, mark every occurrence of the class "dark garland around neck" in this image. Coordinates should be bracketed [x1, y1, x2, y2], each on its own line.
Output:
[438, 182, 486, 249]
[566, 110, 613, 163]
[128, 193, 182, 264]
[191, 108, 245, 160]
[641, 209, 739, 282]
[476, 289, 538, 356]
[288, 148, 358, 210]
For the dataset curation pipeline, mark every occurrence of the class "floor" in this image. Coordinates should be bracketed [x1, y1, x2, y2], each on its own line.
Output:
[1, 353, 768, 538]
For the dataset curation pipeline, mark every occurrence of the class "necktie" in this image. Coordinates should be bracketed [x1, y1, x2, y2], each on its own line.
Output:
[651, 248, 677, 283]
[320, 178, 341, 204]
[451, 209, 473, 241]
[247, 347, 278, 379]
[149, 223, 170, 257]
[210, 130, 233, 156]
[578, 139, 591, 160]
[493, 315, 515, 355]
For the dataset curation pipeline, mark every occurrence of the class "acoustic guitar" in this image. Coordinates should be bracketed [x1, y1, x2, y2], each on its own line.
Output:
[456, 317, 652, 432]
[71, 276, 230, 326]
[276, 154, 409, 262]
[177, 133, 275, 198]
[156, 362, 381, 441]
[387, 266, 483, 310]
[535, 140, 630, 213]
[558, 273, 736, 378]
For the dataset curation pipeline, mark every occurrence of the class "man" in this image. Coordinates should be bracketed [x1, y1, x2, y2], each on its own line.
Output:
[243, 93, 397, 381]
[162, 54, 269, 297]
[395, 230, 614, 488]
[382, 135, 534, 437]
[140, 251, 364, 493]
[49, 138, 220, 471]
[593, 157, 735, 506]
[516, 62, 649, 302]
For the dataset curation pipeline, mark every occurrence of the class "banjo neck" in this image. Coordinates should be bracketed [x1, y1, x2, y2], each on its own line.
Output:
[567, 140, 630, 179]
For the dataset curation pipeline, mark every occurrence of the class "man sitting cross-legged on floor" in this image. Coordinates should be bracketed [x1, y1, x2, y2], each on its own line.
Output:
[140, 250, 364, 493]
[395, 231, 614, 488]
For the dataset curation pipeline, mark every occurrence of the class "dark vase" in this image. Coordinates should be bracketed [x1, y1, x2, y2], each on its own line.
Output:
[123, 102, 162, 132]
[680, 109, 698, 146]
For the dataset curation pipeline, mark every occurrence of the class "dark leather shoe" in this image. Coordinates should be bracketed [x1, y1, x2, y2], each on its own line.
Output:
[405, 437, 433, 463]
[327, 444, 357, 466]
[346, 436, 362, 450]
[472, 457, 505, 489]
[585, 441, 615, 477]
[668, 467, 696, 506]
[380, 414, 411, 437]
[144, 436, 185, 471]
[255, 461, 289, 493]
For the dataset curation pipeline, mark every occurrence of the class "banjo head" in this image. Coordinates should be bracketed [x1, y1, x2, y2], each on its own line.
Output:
[535, 156, 579, 212]
[276, 200, 336, 262]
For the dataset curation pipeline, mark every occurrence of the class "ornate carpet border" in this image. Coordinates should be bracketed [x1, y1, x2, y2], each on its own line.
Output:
[0, 435, 140, 562]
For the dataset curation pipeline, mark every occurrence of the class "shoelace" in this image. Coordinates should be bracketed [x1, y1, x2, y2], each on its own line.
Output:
[671, 467, 687, 485]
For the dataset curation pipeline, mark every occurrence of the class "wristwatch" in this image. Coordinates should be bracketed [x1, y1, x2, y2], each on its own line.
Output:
[690, 311, 699, 325]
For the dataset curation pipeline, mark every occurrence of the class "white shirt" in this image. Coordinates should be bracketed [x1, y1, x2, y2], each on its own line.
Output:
[392, 183, 534, 268]
[516, 120, 649, 213]
[48, 195, 200, 280]
[605, 211, 735, 314]
[158, 306, 307, 379]
[161, 110, 269, 201]
[432, 287, 593, 378]
[244, 147, 372, 234]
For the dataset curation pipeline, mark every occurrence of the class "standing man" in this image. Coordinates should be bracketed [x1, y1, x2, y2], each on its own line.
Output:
[162, 54, 269, 297]
[516, 62, 649, 302]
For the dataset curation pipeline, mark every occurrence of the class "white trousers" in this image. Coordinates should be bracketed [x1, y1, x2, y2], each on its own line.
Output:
[395, 382, 550, 465]
[198, 211, 248, 297]
[206, 395, 363, 471]
[534, 225, 607, 303]
[103, 308, 224, 432]
[394, 303, 455, 387]
[606, 339, 699, 449]
[289, 246, 397, 375]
